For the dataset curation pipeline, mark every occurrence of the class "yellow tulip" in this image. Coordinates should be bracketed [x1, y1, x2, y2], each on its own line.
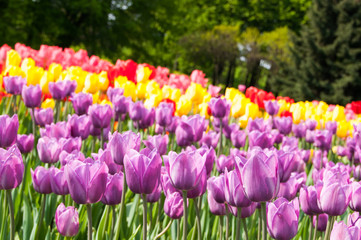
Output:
[231, 95, 250, 118]
[162, 85, 181, 102]
[0, 74, 3, 90]
[114, 76, 128, 88]
[144, 93, 163, 109]
[98, 71, 109, 91]
[21, 58, 35, 71]
[92, 92, 99, 104]
[146, 81, 161, 98]
[176, 95, 192, 116]
[40, 71, 55, 94]
[122, 81, 137, 101]
[291, 105, 305, 124]
[136, 66, 152, 83]
[316, 101, 328, 116]
[245, 102, 260, 119]
[136, 82, 147, 100]
[26, 66, 44, 86]
[48, 63, 63, 81]
[198, 102, 210, 118]
[41, 99, 55, 109]
[6, 50, 21, 67]
[336, 121, 349, 138]
[278, 99, 290, 115]
[84, 73, 99, 94]
[100, 99, 113, 107]
[225, 88, 241, 102]
[5, 66, 25, 78]
[184, 83, 206, 105]
[238, 116, 249, 129]
[332, 105, 346, 122]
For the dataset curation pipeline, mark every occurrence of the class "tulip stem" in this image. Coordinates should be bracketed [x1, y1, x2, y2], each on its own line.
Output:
[219, 215, 223, 240]
[236, 207, 242, 240]
[6, 190, 14, 240]
[35, 194, 47, 240]
[142, 194, 148, 240]
[110, 206, 116, 240]
[114, 173, 127, 240]
[100, 128, 104, 149]
[226, 208, 230, 240]
[241, 218, 249, 240]
[261, 202, 267, 240]
[324, 216, 334, 240]
[257, 208, 261, 240]
[31, 108, 37, 137]
[87, 204, 92, 240]
[313, 215, 319, 240]
[55, 100, 60, 123]
[155, 219, 173, 239]
[194, 198, 202, 240]
[182, 191, 188, 240]
[218, 122, 223, 156]
[117, 115, 122, 132]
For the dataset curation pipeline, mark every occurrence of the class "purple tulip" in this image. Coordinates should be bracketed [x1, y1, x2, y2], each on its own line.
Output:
[216, 155, 235, 173]
[49, 80, 76, 100]
[88, 104, 112, 129]
[319, 180, 351, 216]
[37, 137, 62, 163]
[50, 167, 69, 195]
[224, 169, 252, 208]
[241, 148, 279, 202]
[267, 198, 299, 240]
[92, 148, 122, 175]
[207, 190, 226, 216]
[330, 221, 359, 240]
[223, 123, 239, 139]
[349, 181, 361, 212]
[161, 169, 180, 197]
[305, 130, 315, 143]
[196, 145, 216, 175]
[107, 131, 141, 165]
[277, 151, 301, 182]
[187, 115, 207, 142]
[16, 134, 34, 154]
[274, 117, 293, 135]
[107, 87, 124, 102]
[0, 114, 19, 148]
[325, 121, 337, 135]
[34, 108, 53, 127]
[31, 166, 52, 194]
[248, 130, 275, 149]
[312, 150, 328, 170]
[22, 84, 42, 108]
[300, 150, 311, 163]
[112, 95, 131, 117]
[207, 175, 225, 204]
[138, 107, 155, 129]
[71, 92, 93, 115]
[164, 192, 184, 219]
[348, 212, 361, 229]
[128, 101, 145, 121]
[175, 121, 195, 147]
[230, 129, 246, 148]
[264, 100, 279, 116]
[143, 134, 169, 156]
[292, 123, 306, 138]
[55, 203, 79, 237]
[3, 76, 26, 95]
[299, 183, 323, 215]
[281, 136, 299, 152]
[305, 119, 317, 130]
[229, 203, 257, 218]
[166, 150, 206, 191]
[208, 98, 231, 119]
[271, 129, 283, 144]
[187, 167, 207, 198]
[0, 145, 24, 189]
[124, 148, 162, 194]
[40, 121, 71, 139]
[277, 172, 305, 200]
[101, 172, 123, 205]
[147, 184, 162, 203]
[156, 102, 174, 127]
[68, 114, 91, 140]
[314, 130, 333, 151]
[60, 137, 81, 153]
[247, 118, 272, 133]
[199, 131, 219, 149]
[64, 160, 108, 204]
[354, 165, 361, 181]
[313, 214, 328, 232]
[60, 150, 85, 167]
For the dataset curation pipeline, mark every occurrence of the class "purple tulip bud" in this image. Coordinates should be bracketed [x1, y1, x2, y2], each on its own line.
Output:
[60, 137, 81, 153]
[50, 166, 69, 195]
[271, 129, 283, 144]
[166, 150, 206, 191]
[166, 116, 180, 134]
[143, 134, 169, 156]
[281, 136, 299, 152]
[207, 175, 225, 204]
[164, 192, 183, 219]
[208, 98, 231, 119]
[112, 95, 131, 117]
[37, 137, 62, 163]
[299, 183, 323, 215]
[300, 150, 311, 163]
[196, 145, 216, 175]
[274, 117, 293, 135]
[34, 108, 53, 127]
[187, 115, 207, 142]
[248, 130, 275, 149]
[277, 151, 301, 182]
[313, 214, 328, 232]
[107, 87, 124, 102]
[138, 107, 155, 129]
[277, 172, 305, 200]
[264, 100, 279, 116]
[247, 118, 272, 133]
[107, 131, 141, 165]
[71, 92, 93, 115]
[292, 123, 306, 138]
[128, 101, 145, 121]
[16, 134, 34, 154]
[92, 149, 122, 175]
[267, 198, 299, 240]
[224, 169, 252, 208]
[330, 221, 359, 240]
[31, 166, 52, 194]
[314, 130, 333, 151]
[88, 104, 112, 129]
[147, 183, 162, 203]
[230, 129, 246, 148]
[156, 102, 174, 127]
[59, 150, 85, 167]
[40, 121, 71, 139]
[4, 76, 26, 95]
[64, 160, 108, 204]
[241, 148, 279, 202]
[101, 172, 123, 205]
[175, 121, 194, 147]
[49, 80, 77, 100]
[305, 119, 317, 130]
[207, 189, 226, 216]
[199, 131, 219, 149]
[124, 148, 162, 194]
[55, 203, 79, 237]
[22, 84, 42, 108]
[68, 114, 91, 140]
[305, 130, 315, 143]
[319, 181, 351, 216]
[216, 155, 235, 173]
[0, 145, 24, 189]
[325, 121, 337, 135]
[0, 114, 19, 148]
[349, 181, 361, 212]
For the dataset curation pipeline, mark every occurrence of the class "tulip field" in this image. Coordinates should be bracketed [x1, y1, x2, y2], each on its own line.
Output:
[1, 43, 361, 240]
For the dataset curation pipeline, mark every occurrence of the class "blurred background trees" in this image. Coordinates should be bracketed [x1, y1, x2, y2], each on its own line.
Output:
[1, 0, 360, 103]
